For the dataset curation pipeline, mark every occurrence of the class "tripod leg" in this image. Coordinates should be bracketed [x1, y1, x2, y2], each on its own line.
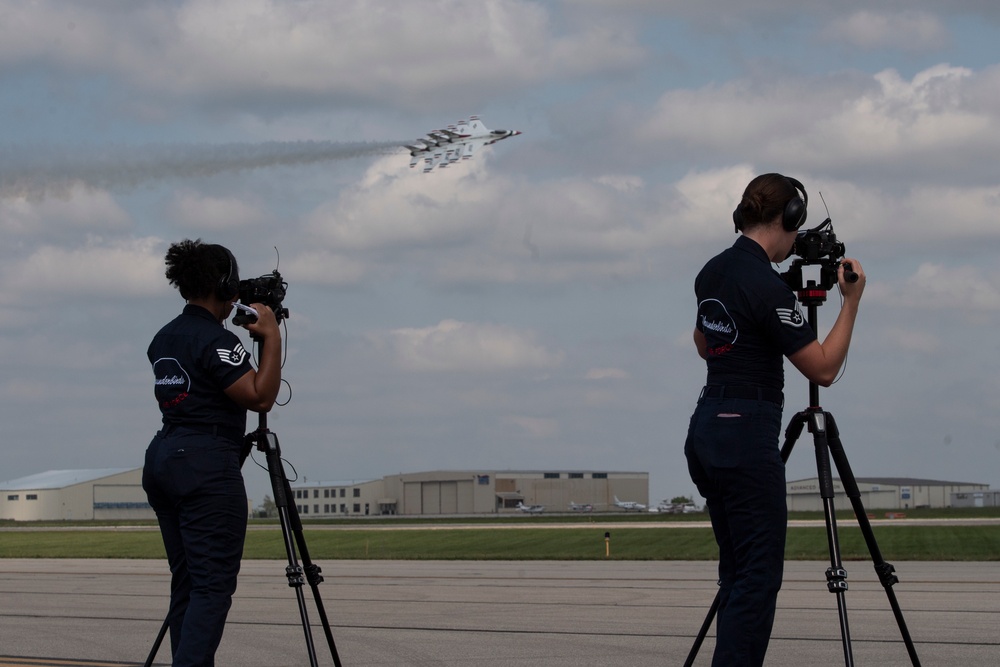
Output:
[280, 468, 344, 667]
[262, 430, 321, 667]
[143, 617, 169, 667]
[809, 409, 855, 667]
[825, 414, 922, 666]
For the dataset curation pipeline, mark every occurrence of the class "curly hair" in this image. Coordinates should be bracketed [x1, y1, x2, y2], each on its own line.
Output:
[164, 239, 232, 300]
[733, 173, 801, 231]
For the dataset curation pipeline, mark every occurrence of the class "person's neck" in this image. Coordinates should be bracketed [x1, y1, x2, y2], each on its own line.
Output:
[742, 224, 790, 263]
[187, 297, 225, 323]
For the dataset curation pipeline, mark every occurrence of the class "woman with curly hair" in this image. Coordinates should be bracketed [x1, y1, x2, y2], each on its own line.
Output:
[143, 239, 281, 666]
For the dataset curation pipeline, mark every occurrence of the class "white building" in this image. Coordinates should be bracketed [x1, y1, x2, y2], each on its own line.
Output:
[290, 470, 650, 517]
[786, 477, 989, 512]
[0, 468, 152, 521]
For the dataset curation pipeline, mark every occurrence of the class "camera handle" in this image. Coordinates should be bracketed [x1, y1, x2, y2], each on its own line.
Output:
[683, 291, 921, 667]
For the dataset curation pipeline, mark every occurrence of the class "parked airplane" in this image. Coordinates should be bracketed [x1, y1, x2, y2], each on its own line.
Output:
[406, 116, 521, 172]
[613, 496, 647, 512]
[650, 500, 702, 514]
[568, 501, 594, 512]
[516, 502, 545, 514]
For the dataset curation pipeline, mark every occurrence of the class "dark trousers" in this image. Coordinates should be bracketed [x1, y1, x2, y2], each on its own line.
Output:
[685, 396, 787, 667]
[143, 430, 248, 667]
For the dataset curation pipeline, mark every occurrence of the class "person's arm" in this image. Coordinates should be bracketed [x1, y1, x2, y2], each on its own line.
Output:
[694, 328, 708, 360]
[225, 304, 282, 412]
[788, 258, 866, 387]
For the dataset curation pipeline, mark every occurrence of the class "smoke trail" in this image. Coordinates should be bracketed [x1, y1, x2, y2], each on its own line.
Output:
[0, 140, 404, 200]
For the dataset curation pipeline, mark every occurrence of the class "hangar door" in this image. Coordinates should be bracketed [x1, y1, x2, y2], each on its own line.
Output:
[405, 480, 472, 514]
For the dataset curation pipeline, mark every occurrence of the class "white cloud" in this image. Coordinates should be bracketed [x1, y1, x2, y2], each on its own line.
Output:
[0, 186, 130, 237]
[585, 367, 629, 380]
[167, 191, 269, 230]
[0, 237, 164, 303]
[0, 0, 643, 108]
[371, 319, 565, 372]
[636, 64, 1000, 177]
[505, 415, 559, 438]
[823, 11, 950, 52]
[868, 263, 1000, 311]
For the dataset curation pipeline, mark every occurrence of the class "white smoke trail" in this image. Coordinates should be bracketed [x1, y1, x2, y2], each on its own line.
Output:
[0, 140, 404, 200]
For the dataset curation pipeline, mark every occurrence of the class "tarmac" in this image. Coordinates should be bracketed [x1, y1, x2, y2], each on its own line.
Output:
[0, 558, 997, 666]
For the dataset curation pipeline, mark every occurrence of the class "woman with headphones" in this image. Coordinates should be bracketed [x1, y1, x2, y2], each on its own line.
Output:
[143, 239, 281, 666]
[685, 174, 866, 666]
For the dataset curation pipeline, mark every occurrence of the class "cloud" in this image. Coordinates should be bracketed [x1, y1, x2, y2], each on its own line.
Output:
[822, 11, 950, 52]
[0, 237, 164, 304]
[635, 64, 1000, 181]
[505, 415, 559, 438]
[0, 186, 131, 238]
[868, 263, 1000, 312]
[585, 367, 630, 380]
[0, 0, 643, 110]
[167, 190, 269, 230]
[371, 319, 565, 372]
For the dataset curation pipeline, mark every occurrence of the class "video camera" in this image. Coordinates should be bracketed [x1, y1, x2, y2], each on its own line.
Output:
[232, 269, 289, 326]
[782, 217, 858, 293]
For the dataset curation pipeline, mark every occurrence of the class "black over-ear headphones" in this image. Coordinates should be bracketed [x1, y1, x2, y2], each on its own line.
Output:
[212, 245, 240, 301]
[732, 175, 808, 233]
[781, 176, 808, 232]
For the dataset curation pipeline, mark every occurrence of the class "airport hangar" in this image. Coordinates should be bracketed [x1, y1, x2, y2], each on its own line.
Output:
[3, 469, 994, 521]
[786, 477, 992, 512]
[0, 468, 650, 520]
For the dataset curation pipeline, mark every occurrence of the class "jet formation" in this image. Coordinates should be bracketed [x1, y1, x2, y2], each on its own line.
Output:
[406, 116, 521, 173]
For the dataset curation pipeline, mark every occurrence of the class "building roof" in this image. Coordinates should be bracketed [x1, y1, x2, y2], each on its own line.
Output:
[0, 468, 138, 491]
[790, 476, 988, 487]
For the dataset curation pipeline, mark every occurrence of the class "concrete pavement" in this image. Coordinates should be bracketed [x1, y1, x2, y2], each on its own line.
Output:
[0, 558, 997, 665]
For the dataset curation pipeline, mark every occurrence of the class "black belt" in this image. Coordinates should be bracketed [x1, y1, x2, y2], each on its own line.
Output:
[159, 422, 244, 444]
[700, 385, 783, 406]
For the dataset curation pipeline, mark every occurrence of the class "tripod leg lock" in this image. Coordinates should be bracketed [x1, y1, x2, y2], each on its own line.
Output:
[304, 563, 325, 586]
[826, 566, 849, 592]
[285, 564, 306, 588]
[874, 562, 899, 588]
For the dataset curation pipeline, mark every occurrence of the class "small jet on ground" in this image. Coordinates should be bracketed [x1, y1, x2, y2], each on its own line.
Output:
[568, 501, 594, 512]
[613, 496, 647, 512]
[406, 116, 521, 173]
[516, 502, 545, 514]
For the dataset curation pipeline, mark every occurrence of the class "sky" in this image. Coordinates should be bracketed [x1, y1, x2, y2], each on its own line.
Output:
[2, 0, 999, 508]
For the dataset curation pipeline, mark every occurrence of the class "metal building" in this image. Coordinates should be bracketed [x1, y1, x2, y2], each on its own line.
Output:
[0, 468, 152, 521]
[290, 470, 650, 517]
[786, 477, 990, 512]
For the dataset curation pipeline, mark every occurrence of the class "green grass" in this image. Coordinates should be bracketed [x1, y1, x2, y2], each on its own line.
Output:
[2, 524, 998, 560]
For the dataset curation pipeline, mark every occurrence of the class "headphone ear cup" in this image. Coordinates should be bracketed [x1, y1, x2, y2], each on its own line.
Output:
[782, 177, 808, 231]
[215, 246, 240, 301]
[782, 197, 807, 231]
[732, 207, 743, 233]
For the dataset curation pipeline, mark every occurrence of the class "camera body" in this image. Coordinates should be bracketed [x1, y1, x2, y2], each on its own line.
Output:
[782, 217, 855, 293]
[232, 270, 289, 325]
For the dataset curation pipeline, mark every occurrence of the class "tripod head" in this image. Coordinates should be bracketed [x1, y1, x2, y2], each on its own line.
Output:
[781, 217, 858, 308]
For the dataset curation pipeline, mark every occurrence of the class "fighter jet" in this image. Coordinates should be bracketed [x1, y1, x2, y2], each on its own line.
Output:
[406, 116, 521, 173]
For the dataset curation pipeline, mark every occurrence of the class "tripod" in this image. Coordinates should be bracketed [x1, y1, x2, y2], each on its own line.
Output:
[145, 337, 343, 667]
[683, 285, 921, 667]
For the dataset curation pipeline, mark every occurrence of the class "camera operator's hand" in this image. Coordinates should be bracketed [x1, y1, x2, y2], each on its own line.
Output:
[838, 257, 866, 302]
[226, 303, 282, 413]
[242, 303, 280, 340]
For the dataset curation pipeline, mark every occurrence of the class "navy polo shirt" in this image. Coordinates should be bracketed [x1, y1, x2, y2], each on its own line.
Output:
[694, 235, 816, 390]
[148, 304, 253, 438]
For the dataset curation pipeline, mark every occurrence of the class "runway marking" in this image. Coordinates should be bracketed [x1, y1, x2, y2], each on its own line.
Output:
[0, 658, 141, 667]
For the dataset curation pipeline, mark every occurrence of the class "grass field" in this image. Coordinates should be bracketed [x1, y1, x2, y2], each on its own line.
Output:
[1, 517, 998, 560]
